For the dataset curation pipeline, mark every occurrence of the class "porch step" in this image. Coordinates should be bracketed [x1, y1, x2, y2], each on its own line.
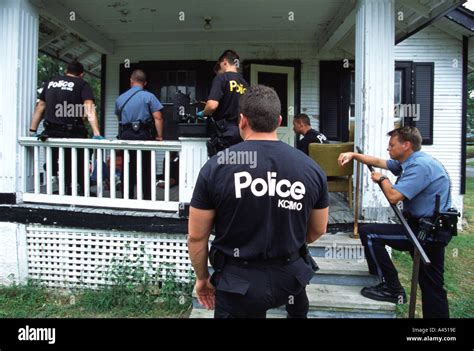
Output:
[308, 232, 365, 258]
[312, 257, 377, 286]
[189, 284, 396, 319]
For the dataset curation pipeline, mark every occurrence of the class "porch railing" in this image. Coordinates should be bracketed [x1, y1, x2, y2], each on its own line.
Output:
[18, 137, 208, 212]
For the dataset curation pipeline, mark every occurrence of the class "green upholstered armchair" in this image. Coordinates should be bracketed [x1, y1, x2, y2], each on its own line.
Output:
[308, 142, 354, 209]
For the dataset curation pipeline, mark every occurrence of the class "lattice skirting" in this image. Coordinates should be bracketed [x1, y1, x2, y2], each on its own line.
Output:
[26, 225, 192, 288]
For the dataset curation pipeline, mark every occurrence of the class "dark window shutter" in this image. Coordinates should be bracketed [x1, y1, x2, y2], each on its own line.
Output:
[320, 61, 350, 141]
[413, 63, 434, 145]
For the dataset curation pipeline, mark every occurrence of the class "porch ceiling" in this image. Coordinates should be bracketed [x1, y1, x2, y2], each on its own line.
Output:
[34, 0, 470, 68]
[33, 0, 347, 45]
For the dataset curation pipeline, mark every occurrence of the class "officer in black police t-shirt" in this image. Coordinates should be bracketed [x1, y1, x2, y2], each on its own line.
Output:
[293, 113, 329, 155]
[197, 49, 249, 155]
[29, 61, 103, 195]
[188, 85, 329, 318]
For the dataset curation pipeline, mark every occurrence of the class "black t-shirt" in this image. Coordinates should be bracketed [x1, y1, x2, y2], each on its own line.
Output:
[297, 129, 329, 155]
[39, 75, 95, 126]
[190, 140, 329, 260]
[207, 72, 249, 122]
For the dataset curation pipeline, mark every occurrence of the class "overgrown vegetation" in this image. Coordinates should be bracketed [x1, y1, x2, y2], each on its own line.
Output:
[0, 246, 194, 318]
[393, 178, 474, 318]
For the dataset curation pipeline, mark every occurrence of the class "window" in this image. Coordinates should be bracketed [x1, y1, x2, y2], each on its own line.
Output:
[157, 70, 196, 103]
[349, 70, 404, 117]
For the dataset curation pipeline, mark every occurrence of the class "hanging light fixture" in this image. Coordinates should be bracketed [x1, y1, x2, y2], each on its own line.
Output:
[204, 17, 212, 30]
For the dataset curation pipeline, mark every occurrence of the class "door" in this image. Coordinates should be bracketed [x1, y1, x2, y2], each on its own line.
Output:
[250, 64, 295, 146]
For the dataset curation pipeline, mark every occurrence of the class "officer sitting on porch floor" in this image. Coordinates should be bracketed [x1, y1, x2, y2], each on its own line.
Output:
[338, 126, 454, 318]
[187, 85, 329, 318]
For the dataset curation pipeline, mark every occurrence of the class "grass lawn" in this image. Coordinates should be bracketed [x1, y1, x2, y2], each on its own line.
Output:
[0, 281, 192, 318]
[393, 178, 474, 318]
[467, 145, 474, 159]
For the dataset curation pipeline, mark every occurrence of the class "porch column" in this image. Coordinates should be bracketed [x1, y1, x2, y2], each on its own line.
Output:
[355, 0, 395, 222]
[0, 0, 39, 202]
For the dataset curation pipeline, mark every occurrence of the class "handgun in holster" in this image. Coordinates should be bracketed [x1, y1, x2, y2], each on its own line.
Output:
[209, 246, 226, 272]
[300, 244, 319, 273]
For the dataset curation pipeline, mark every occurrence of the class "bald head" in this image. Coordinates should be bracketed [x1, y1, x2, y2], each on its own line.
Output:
[130, 69, 147, 86]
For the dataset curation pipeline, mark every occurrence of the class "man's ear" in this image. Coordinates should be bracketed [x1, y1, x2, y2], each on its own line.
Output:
[79, 73, 85, 79]
[143, 81, 147, 87]
[239, 113, 247, 128]
[277, 115, 282, 128]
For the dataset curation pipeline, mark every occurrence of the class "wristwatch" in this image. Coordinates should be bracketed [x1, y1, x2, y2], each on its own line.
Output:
[378, 176, 388, 185]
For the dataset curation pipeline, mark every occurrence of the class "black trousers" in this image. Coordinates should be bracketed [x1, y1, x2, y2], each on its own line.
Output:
[120, 150, 152, 200]
[51, 148, 85, 194]
[211, 257, 313, 318]
[44, 128, 87, 195]
[359, 223, 449, 318]
[119, 129, 153, 200]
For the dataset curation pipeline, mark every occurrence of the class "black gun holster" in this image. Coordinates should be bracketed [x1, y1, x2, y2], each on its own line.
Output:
[300, 244, 319, 273]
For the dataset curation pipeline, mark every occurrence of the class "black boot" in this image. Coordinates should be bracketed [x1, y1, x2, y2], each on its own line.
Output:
[361, 282, 406, 304]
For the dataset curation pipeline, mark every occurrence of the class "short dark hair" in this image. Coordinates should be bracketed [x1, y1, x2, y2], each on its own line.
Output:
[130, 69, 147, 84]
[239, 85, 281, 133]
[66, 61, 84, 76]
[294, 113, 311, 126]
[387, 126, 422, 151]
[217, 49, 240, 66]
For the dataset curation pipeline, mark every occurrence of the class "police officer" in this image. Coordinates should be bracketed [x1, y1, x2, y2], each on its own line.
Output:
[338, 126, 453, 318]
[293, 113, 329, 155]
[188, 85, 329, 318]
[29, 61, 103, 195]
[198, 49, 249, 155]
[116, 69, 164, 200]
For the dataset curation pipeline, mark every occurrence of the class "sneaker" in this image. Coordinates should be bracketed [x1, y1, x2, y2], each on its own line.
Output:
[361, 282, 407, 304]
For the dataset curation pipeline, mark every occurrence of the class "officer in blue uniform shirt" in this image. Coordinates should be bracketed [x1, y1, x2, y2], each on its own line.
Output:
[188, 85, 329, 318]
[115, 69, 163, 200]
[338, 126, 453, 318]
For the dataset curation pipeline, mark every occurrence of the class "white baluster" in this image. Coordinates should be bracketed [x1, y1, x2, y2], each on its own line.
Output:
[71, 147, 77, 197]
[84, 148, 90, 197]
[97, 148, 103, 198]
[164, 150, 170, 202]
[58, 147, 65, 196]
[110, 149, 116, 199]
[124, 149, 130, 199]
[151, 150, 156, 202]
[34, 146, 40, 194]
[137, 150, 142, 201]
[46, 146, 52, 195]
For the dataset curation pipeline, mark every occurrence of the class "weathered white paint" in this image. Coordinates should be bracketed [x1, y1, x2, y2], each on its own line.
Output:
[395, 26, 464, 212]
[0, 222, 28, 285]
[0, 0, 38, 196]
[19, 137, 182, 211]
[179, 138, 209, 203]
[25, 225, 191, 288]
[355, 0, 395, 221]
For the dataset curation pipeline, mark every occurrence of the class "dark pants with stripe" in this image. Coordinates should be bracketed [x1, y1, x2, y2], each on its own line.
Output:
[359, 223, 449, 318]
[211, 257, 313, 318]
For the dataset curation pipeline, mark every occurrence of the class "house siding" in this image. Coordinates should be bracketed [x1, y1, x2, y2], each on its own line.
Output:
[395, 26, 463, 207]
[103, 26, 463, 208]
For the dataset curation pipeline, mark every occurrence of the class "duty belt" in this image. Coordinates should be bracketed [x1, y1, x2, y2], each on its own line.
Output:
[223, 250, 301, 267]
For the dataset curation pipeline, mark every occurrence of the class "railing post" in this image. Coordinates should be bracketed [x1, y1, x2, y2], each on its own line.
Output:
[178, 137, 209, 203]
